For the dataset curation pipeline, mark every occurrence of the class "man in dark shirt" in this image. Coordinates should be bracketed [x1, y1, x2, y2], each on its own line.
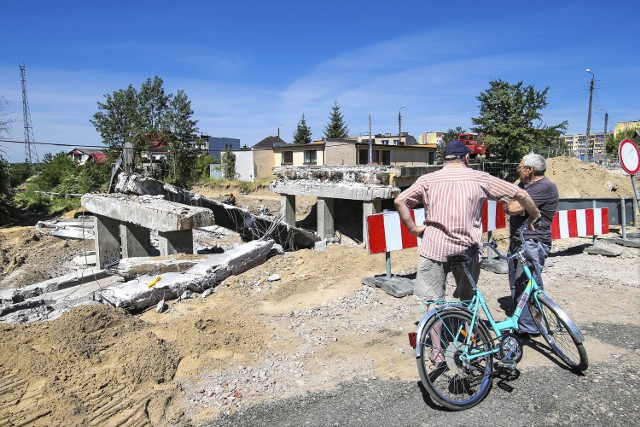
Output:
[504, 153, 559, 336]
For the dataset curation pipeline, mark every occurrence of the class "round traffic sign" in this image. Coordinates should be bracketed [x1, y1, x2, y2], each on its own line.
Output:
[619, 138, 640, 175]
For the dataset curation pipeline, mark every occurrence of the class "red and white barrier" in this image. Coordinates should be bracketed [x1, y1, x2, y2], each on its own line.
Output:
[551, 208, 609, 240]
[366, 200, 505, 255]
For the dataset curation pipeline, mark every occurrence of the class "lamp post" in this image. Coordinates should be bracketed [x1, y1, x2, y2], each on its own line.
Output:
[398, 105, 406, 145]
[599, 107, 608, 157]
[585, 68, 595, 161]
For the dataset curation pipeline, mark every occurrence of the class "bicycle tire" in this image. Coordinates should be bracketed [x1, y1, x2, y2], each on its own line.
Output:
[416, 309, 494, 410]
[529, 295, 588, 371]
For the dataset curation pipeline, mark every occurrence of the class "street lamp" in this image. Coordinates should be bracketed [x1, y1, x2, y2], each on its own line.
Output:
[398, 105, 406, 145]
[585, 68, 595, 161]
[599, 107, 608, 157]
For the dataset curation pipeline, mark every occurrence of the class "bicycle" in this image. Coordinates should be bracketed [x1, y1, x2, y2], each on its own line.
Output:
[409, 224, 588, 410]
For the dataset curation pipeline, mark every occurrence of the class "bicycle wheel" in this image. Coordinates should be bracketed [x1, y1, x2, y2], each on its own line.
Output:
[529, 295, 588, 371]
[416, 309, 494, 410]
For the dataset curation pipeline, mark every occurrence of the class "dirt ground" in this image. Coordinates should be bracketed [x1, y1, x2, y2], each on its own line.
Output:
[0, 157, 639, 426]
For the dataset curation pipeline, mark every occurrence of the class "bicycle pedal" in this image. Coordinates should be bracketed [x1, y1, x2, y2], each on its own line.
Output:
[497, 380, 514, 393]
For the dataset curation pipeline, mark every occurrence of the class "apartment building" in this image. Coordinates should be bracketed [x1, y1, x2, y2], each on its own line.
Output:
[563, 132, 606, 157]
[614, 120, 640, 137]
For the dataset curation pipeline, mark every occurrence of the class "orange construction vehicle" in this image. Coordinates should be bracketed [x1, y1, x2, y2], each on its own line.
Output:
[457, 133, 487, 157]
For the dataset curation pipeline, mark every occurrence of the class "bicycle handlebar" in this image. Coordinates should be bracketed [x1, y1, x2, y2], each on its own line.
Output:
[483, 218, 541, 261]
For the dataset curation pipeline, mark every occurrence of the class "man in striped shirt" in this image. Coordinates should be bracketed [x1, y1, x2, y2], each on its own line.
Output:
[394, 140, 540, 304]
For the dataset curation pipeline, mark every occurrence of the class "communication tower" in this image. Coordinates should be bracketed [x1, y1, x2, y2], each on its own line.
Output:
[20, 63, 39, 164]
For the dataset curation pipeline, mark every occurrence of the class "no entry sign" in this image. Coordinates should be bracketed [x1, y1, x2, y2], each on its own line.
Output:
[619, 139, 640, 175]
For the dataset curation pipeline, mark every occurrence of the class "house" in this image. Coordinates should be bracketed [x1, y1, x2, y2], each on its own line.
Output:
[68, 148, 107, 165]
[204, 135, 241, 161]
[272, 136, 436, 170]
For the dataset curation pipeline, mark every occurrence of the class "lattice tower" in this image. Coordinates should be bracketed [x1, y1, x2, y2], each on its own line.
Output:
[20, 63, 39, 164]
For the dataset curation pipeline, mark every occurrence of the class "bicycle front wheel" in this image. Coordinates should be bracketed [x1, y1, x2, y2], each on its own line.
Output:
[416, 309, 494, 410]
[529, 295, 588, 371]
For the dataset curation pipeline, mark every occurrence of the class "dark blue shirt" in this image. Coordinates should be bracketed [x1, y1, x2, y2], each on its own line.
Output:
[509, 177, 559, 245]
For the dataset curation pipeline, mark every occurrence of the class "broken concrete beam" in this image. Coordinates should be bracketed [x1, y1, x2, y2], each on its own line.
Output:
[111, 173, 319, 249]
[0, 267, 110, 304]
[94, 240, 274, 311]
[115, 256, 205, 280]
[269, 179, 398, 200]
[272, 165, 399, 186]
[81, 193, 215, 232]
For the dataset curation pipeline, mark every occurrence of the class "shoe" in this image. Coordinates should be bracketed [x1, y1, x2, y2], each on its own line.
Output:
[515, 331, 540, 340]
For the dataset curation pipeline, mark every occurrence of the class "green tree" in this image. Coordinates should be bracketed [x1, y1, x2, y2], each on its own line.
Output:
[221, 148, 236, 180]
[90, 76, 200, 184]
[240, 144, 250, 151]
[606, 128, 639, 158]
[323, 101, 349, 139]
[471, 80, 567, 163]
[293, 113, 313, 144]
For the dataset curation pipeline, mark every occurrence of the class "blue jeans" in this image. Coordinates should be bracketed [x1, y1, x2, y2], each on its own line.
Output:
[508, 240, 551, 334]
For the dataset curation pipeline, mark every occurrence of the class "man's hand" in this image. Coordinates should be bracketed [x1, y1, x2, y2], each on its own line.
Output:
[527, 214, 541, 231]
[411, 224, 426, 238]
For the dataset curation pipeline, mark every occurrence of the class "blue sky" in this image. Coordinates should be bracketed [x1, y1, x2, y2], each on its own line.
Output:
[1, 0, 639, 163]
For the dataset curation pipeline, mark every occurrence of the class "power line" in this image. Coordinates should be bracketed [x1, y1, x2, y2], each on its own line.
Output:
[0, 138, 107, 149]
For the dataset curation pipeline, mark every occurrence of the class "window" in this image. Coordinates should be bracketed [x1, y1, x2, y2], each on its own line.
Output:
[374, 150, 391, 165]
[303, 150, 317, 165]
[382, 139, 389, 145]
[358, 149, 369, 165]
[282, 151, 293, 165]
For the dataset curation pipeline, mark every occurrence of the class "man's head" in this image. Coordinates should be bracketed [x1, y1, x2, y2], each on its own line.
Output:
[518, 153, 547, 182]
[443, 140, 470, 162]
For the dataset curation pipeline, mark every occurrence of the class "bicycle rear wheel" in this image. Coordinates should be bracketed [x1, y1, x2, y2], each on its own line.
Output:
[416, 309, 493, 410]
[529, 295, 588, 371]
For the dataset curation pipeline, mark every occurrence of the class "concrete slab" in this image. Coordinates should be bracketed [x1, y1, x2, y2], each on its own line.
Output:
[270, 179, 398, 201]
[604, 237, 640, 248]
[584, 244, 625, 256]
[94, 240, 274, 311]
[362, 275, 415, 298]
[81, 193, 215, 232]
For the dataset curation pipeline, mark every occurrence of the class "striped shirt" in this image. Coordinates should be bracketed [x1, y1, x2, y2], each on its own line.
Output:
[396, 165, 520, 262]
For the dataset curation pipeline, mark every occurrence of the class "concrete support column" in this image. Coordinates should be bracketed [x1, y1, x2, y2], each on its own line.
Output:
[281, 194, 296, 226]
[317, 197, 335, 239]
[120, 222, 152, 258]
[362, 199, 382, 248]
[94, 214, 121, 269]
[158, 230, 194, 256]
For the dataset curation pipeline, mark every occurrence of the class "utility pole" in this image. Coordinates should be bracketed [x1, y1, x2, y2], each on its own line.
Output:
[20, 63, 39, 165]
[368, 115, 373, 164]
[398, 105, 405, 146]
[585, 68, 595, 161]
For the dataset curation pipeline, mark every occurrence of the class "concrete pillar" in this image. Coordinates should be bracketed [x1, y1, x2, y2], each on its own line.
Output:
[281, 194, 296, 226]
[317, 197, 335, 239]
[157, 230, 194, 256]
[362, 199, 382, 248]
[94, 214, 122, 269]
[120, 222, 152, 258]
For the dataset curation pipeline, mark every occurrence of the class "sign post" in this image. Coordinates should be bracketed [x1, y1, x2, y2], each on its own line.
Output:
[618, 138, 640, 233]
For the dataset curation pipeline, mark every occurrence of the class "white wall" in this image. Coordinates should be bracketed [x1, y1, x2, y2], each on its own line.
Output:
[234, 150, 254, 182]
